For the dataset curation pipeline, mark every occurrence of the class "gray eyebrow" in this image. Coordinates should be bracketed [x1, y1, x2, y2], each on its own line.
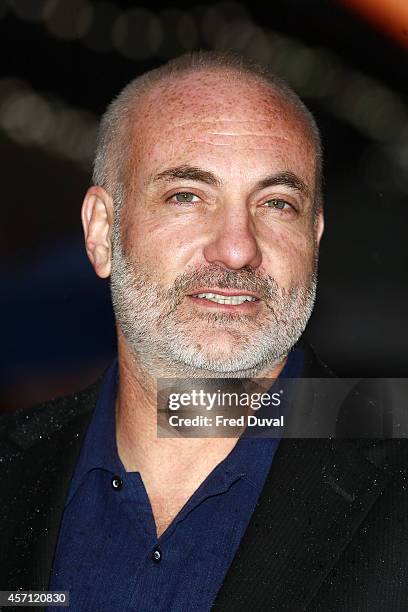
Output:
[151, 165, 221, 187]
[254, 171, 311, 199]
[151, 165, 310, 198]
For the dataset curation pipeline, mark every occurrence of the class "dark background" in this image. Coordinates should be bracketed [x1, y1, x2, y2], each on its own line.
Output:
[1, 0, 407, 410]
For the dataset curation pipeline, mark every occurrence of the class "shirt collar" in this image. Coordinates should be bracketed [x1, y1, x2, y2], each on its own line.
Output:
[280, 343, 304, 379]
[65, 346, 304, 507]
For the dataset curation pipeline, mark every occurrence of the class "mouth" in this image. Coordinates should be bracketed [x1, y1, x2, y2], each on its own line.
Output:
[187, 288, 261, 311]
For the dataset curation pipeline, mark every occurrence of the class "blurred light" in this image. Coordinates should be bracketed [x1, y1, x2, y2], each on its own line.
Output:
[242, 27, 274, 65]
[215, 20, 273, 65]
[67, 109, 97, 163]
[82, 1, 120, 54]
[0, 78, 97, 169]
[327, 72, 408, 145]
[50, 108, 85, 160]
[0, 76, 26, 97]
[340, 0, 408, 50]
[158, 9, 198, 59]
[348, 79, 406, 141]
[7, 0, 54, 22]
[0, 0, 9, 19]
[48, 106, 97, 164]
[112, 8, 162, 60]
[78, 121, 98, 163]
[11, 93, 53, 146]
[363, 145, 408, 193]
[392, 144, 408, 173]
[295, 48, 344, 99]
[201, 1, 250, 47]
[43, 0, 93, 41]
[279, 47, 316, 90]
[0, 87, 55, 146]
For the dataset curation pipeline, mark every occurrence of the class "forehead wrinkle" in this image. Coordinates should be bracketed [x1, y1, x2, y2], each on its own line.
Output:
[180, 141, 294, 151]
[132, 75, 314, 149]
[172, 118, 290, 127]
[184, 134, 293, 141]
[139, 116, 311, 156]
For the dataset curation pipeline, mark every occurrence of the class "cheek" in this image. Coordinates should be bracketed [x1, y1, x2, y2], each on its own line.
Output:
[260, 228, 316, 286]
[121, 209, 202, 282]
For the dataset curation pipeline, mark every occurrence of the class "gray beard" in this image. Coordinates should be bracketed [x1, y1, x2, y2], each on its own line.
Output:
[110, 228, 318, 379]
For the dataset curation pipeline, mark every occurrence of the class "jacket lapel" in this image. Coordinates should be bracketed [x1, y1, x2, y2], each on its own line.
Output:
[0, 382, 100, 594]
[213, 437, 393, 610]
[213, 345, 393, 609]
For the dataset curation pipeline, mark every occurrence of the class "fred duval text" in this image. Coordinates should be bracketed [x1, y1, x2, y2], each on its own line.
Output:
[167, 415, 284, 428]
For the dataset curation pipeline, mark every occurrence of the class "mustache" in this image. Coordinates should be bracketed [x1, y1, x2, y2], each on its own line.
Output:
[165, 265, 281, 305]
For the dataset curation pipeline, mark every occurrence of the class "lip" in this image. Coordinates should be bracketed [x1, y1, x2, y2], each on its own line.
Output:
[187, 295, 261, 312]
[187, 288, 261, 313]
[187, 288, 261, 300]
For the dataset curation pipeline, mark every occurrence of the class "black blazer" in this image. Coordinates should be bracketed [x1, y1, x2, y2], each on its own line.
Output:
[1, 346, 407, 611]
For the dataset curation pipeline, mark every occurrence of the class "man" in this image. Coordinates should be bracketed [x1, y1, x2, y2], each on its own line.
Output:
[1, 51, 407, 611]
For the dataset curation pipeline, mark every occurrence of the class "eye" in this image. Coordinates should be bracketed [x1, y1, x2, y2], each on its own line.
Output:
[263, 198, 292, 210]
[170, 192, 200, 203]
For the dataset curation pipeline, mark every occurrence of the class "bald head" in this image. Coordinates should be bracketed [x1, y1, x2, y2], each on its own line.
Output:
[92, 51, 323, 216]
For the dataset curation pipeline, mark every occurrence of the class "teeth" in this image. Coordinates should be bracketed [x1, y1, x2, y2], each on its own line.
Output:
[193, 293, 257, 305]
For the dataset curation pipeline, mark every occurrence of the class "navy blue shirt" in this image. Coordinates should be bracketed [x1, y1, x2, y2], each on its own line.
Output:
[47, 348, 303, 611]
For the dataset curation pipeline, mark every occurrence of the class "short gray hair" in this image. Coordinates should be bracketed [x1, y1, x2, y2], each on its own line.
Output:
[93, 50, 323, 214]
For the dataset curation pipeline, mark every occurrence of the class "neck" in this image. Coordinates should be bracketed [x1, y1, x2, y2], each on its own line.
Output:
[115, 329, 286, 475]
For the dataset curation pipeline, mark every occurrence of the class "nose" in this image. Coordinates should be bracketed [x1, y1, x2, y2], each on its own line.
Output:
[203, 207, 262, 270]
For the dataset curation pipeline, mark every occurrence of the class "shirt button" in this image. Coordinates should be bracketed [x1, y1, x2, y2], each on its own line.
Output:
[111, 475, 123, 490]
[152, 548, 162, 563]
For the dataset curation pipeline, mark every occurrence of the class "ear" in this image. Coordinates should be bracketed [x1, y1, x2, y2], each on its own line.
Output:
[315, 208, 324, 245]
[81, 186, 114, 278]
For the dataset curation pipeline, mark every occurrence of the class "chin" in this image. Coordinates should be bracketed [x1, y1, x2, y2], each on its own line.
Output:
[171, 342, 264, 375]
[192, 331, 249, 354]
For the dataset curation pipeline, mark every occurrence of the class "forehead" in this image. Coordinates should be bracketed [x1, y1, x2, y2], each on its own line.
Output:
[127, 69, 316, 182]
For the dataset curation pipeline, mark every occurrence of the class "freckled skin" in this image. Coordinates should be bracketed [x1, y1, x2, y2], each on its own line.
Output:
[120, 69, 321, 306]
